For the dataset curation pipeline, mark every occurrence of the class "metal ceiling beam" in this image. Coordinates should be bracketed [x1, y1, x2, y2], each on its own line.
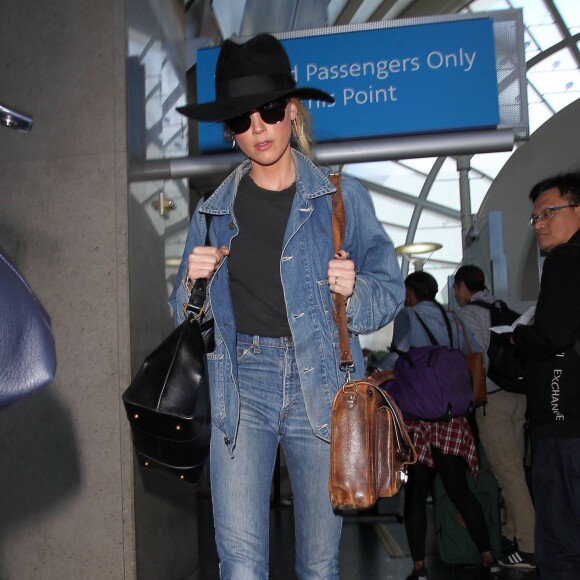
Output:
[356, 175, 460, 219]
[526, 32, 580, 70]
[129, 128, 514, 182]
[545, 0, 580, 68]
[372, 0, 416, 21]
[333, 0, 367, 25]
[395, 0, 471, 19]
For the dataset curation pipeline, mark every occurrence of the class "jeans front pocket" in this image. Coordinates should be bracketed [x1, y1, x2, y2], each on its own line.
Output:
[207, 351, 225, 424]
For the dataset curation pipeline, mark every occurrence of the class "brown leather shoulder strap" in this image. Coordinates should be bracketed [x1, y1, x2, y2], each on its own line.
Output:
[329, 174, 353, 369]
[330, 174, 346, 254]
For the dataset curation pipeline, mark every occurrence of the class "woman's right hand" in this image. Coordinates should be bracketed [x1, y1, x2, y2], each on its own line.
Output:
[188, 245, 229, 281]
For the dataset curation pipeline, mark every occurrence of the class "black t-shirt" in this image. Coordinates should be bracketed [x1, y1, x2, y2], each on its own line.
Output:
[229, 173, 295, 337]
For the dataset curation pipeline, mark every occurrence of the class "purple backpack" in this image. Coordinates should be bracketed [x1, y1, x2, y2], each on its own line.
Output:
[385, 306, 474, 421]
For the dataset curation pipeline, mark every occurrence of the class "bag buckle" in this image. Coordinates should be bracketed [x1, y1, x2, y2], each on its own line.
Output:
[183, 302, 204, 321]
[340, 365, 353, 385]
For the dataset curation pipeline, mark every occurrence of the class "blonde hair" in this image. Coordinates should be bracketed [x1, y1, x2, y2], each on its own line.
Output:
[290, 99, 315, 159]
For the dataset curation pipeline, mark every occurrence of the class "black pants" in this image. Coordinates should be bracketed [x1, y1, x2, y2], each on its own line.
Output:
[404, 446, 491, 561]
[532, 437, 580, 580]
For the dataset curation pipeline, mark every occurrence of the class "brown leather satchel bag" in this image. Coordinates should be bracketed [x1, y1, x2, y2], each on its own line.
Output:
[329, 371, 417, 510]
[327, 174, 416, 510]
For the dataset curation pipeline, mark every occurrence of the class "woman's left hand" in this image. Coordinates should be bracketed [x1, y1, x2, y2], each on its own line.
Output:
[328, 250, 356, 298]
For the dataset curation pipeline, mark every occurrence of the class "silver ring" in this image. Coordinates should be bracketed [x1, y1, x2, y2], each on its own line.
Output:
[334, 276, 339, 285]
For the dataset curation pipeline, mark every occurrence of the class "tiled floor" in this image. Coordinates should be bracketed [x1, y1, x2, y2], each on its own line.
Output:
[197, 491, 539, 580]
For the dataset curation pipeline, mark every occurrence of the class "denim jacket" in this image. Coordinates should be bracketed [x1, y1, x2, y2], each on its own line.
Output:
[169, 150, 404, 454]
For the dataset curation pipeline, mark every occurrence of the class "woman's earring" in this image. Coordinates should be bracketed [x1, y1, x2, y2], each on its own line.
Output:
[292, 117, 302, 140]
[231, 135, 236, 149]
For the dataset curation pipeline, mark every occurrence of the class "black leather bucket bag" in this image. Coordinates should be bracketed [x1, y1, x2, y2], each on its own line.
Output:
[123, 218, 213, 484]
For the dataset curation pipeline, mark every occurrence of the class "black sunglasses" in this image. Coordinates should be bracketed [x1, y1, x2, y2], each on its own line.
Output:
[226, 99, 289, 135]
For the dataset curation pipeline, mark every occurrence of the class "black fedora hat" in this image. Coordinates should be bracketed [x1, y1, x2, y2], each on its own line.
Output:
[177, 34, 334, 122]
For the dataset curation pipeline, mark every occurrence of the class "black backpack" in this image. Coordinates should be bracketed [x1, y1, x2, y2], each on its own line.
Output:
[468, 300, 527, 394]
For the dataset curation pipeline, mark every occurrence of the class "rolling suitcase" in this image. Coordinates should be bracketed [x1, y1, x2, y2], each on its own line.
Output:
[433, 467, 501, 564]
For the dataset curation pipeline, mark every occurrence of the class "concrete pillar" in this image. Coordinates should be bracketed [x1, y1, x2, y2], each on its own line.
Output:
[0, 1, 201, 578]
[0, 0, 134, 577]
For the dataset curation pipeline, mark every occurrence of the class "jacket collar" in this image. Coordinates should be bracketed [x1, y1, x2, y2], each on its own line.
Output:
[199, 149, 335, 215]
[568, 227, 580, 245]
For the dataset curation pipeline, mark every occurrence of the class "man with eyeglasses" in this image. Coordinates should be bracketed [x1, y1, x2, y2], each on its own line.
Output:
[512, 172, 580, 580]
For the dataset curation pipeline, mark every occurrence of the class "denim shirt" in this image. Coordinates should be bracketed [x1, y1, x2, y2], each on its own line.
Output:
[169, 150, 404, 454]
[378, 300, 485, 370]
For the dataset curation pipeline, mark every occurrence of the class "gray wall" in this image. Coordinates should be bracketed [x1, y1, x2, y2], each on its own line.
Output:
[0, 4, 133, 580]
[0, 0, 206, 580]
[0, 0, 202, 578]
[0, 0, 206, 576]
[0, 0, 134, 578]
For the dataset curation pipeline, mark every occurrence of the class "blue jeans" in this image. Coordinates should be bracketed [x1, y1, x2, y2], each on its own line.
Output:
[532, 436, 580, 579]
[210, 334, 342, 580]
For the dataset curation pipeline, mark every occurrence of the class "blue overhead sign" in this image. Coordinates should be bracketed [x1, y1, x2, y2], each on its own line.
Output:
[195, 17, 500, 151]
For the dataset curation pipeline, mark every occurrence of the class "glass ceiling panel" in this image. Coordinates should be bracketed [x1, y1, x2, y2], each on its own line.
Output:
[327, 0, 349, 24]
[543, 89, 580, 111]
[526, 23, 562, 53]
[345, 161, 424, 197]
[399, 158, 438, 175]
[422, 157, 461, 210]
[470, 150, 513, 178]
[530, 45, 578, 75]
[382, 224, 410, 251]
[432, 157, 460, 181]
[426, 181, 461, 211]
[351, 0, 383, 24]
[526, 82, 557, 132]
[382, 171, 425, 197]
[554, 0, 580, 31]
[369, 192, 415, 227]
[523, 29, 542, 61]
[511, 0, 563, 53]
[510, 0, 551, 25]
[414, 209, 460, 234]
[212, 0, 246, 39]
[469, 0, 511, 13]
[527, 47, 580, 110]
[415, 209, 462, 263]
